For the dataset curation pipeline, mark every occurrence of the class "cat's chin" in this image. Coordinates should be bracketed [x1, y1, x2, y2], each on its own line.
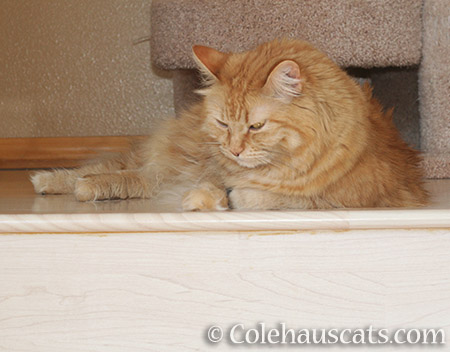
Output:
[234, 158, 265, 169]
[220, 152, 267, 169]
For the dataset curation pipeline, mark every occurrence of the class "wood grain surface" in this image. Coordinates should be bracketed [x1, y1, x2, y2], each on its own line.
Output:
[0, 230, 449, 351]
[0, 136, 146, 169]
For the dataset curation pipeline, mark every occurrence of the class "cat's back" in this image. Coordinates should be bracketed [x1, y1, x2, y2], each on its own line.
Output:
[338, 83, 429, 207]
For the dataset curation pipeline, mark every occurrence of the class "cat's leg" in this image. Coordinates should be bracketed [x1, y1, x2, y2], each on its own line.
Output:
[182, 182, 228, 211]
[228, 188, 320, 210]
[74, 170, 154, 201]
[31, 156, 129, 195]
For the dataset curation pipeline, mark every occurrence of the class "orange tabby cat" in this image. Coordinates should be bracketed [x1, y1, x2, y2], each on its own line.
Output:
[31, 39, 428, 210]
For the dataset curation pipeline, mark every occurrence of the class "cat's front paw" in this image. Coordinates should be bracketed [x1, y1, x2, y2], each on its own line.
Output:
[228, 188, 257, 210]
[30, 170, 72, 195]
[182, 183, 228, 211]
[74, 175, 106, 202]
[30, 171, 54, 194]
[228, 188, 272, 210]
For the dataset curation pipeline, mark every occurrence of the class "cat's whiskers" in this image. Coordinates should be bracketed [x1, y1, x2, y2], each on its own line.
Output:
[292, 102, 315, 114]
[261, 147, 294, 166]
[177, 154, 199, 165]
[266, 158, 298, 173]
[202, 150, 224, 164]
[261, 148, 289, 157]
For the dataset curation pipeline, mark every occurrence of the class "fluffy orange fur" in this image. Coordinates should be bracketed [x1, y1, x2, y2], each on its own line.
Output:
[31, 39, 428, 210]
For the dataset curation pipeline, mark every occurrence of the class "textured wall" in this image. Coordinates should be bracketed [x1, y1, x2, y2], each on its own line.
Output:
[0, 0, 174, 138]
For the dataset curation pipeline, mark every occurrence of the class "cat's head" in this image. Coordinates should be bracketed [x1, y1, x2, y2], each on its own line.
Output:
[192, 41, 315, 169]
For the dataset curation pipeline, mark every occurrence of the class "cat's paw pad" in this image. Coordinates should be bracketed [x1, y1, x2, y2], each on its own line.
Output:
[182, 187, 228, 211]
[30, 171, 59, 194]
[74, 176, 103, 202]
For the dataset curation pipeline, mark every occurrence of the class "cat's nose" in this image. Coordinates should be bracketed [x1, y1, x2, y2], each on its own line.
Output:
[230, 146, 244, 157]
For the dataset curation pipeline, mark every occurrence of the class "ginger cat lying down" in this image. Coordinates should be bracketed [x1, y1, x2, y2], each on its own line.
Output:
[31, 39, 428, 211]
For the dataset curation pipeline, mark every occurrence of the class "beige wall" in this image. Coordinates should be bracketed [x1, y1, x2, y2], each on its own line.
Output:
[0, 0, 174, 138]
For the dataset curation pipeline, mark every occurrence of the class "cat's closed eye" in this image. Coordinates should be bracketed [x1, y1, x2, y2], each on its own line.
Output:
[216, 119, 228, 128]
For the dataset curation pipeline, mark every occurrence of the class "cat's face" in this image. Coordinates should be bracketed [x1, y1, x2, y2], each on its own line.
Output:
[203, 90, 295, 168]
[194, 45, 304, 169]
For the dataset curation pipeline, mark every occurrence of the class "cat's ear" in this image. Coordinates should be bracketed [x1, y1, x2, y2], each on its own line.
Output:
[192, 45, 229, 81]
[263, 60, 302, 102]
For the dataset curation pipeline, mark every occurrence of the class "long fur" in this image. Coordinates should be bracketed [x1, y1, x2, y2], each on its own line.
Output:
[31, 39, 428, 210]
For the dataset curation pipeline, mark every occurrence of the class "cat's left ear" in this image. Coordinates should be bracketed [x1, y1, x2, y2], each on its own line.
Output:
[192, 45, 229, 81]
[263, 60, 302, 102]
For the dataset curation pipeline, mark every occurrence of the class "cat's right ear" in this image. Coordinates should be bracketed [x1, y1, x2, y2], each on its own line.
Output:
[192, 45, 229, 82]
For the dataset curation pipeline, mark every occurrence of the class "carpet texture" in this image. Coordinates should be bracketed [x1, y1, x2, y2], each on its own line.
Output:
[419, 0, 450, 178]
[151, 0, 422, 69]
